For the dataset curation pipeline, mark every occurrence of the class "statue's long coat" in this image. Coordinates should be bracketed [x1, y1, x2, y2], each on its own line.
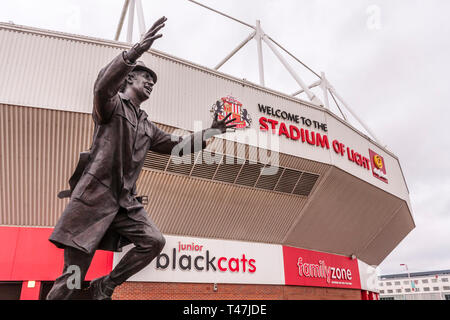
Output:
[49, 52, 205, 254]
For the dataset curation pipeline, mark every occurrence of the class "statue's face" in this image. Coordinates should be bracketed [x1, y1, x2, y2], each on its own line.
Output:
[129, 70, 155, 101]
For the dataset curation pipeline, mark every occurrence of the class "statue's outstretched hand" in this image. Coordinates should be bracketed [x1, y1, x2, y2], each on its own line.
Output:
[139, 16, 167, 51]
[211, 112, 237, 134]
[125, 16, 167, 62]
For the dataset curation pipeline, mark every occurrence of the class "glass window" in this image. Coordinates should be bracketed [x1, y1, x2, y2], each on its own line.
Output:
[423, 287, 430, 292]
[379, 282, 383, 287]
[442, 278, 449, 282]
[422, 279, 428, 283]
[405, 288, 411, 292]
[443, 286, 450, 290]
[396, 289, 402, 293]
[395, 281, 401, 285]
[386, 282, 392, 286]
[387, 290, 393, 294]
[380, 290, 385, 294]
[403, 280, 409, 285]
[433, 287, 439, 291]
[415, 288, 420, 292]
[432, 279, 437, 283]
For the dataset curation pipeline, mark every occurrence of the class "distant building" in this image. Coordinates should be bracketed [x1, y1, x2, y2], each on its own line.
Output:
[378, 270, 450, 300]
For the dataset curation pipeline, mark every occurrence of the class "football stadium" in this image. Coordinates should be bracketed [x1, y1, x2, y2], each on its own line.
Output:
[0, 4, 414, 300]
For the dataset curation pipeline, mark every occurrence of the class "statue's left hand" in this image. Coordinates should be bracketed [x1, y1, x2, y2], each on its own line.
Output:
[211, 112, 237, 134]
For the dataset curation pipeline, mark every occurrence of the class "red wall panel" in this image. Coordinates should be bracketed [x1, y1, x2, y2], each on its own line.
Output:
[283, 245, 361, 289]
[0, 227, 20, 280]
[0, 226, 113, 281]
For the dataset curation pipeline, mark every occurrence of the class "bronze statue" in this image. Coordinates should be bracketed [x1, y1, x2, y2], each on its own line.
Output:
[46, 16, 236, 300]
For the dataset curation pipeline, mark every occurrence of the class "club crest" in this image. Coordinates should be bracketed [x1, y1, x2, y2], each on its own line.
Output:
[210, 96, 252, 129]
[369, 149, 388, 183]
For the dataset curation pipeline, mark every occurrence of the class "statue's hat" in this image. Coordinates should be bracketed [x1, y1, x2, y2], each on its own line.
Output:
[133, 61, 158, 84]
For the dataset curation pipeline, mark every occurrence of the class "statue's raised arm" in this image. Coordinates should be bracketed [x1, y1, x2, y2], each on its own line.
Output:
[93, 16, 167, 124]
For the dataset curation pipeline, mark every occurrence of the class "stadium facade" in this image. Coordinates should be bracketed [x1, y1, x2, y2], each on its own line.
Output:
[0, 22, 414, 300]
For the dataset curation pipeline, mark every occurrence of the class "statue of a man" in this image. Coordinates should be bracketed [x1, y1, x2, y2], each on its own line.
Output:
[46, 16, 236, 300]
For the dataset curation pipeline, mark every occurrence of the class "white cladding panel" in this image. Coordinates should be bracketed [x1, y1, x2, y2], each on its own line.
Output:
[113, 234, 285, 285]
[223, 86, 332, 165]
[0, 23, 411, 205]
[0, 27, 113, 113]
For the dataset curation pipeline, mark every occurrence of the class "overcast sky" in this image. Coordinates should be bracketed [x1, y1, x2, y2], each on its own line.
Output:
[1, 0, 449, 276]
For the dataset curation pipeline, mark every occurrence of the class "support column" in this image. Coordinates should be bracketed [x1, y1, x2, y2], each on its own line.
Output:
[320, 72, 330, 110]
[135, 0, 146, 40]
[255, 20, 265, 86]
[126, 0, 136, 43]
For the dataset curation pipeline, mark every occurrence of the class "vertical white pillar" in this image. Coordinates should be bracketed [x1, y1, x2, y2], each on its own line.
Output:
[320, 72, 330, 110]
[255, 20, 265, 86]
[126, 0, 136, 43]
[136, 0, 147, 40]
[114, 0, 130, 41]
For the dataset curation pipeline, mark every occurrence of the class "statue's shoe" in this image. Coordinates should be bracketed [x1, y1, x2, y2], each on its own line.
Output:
[89, 276, 114, 300]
